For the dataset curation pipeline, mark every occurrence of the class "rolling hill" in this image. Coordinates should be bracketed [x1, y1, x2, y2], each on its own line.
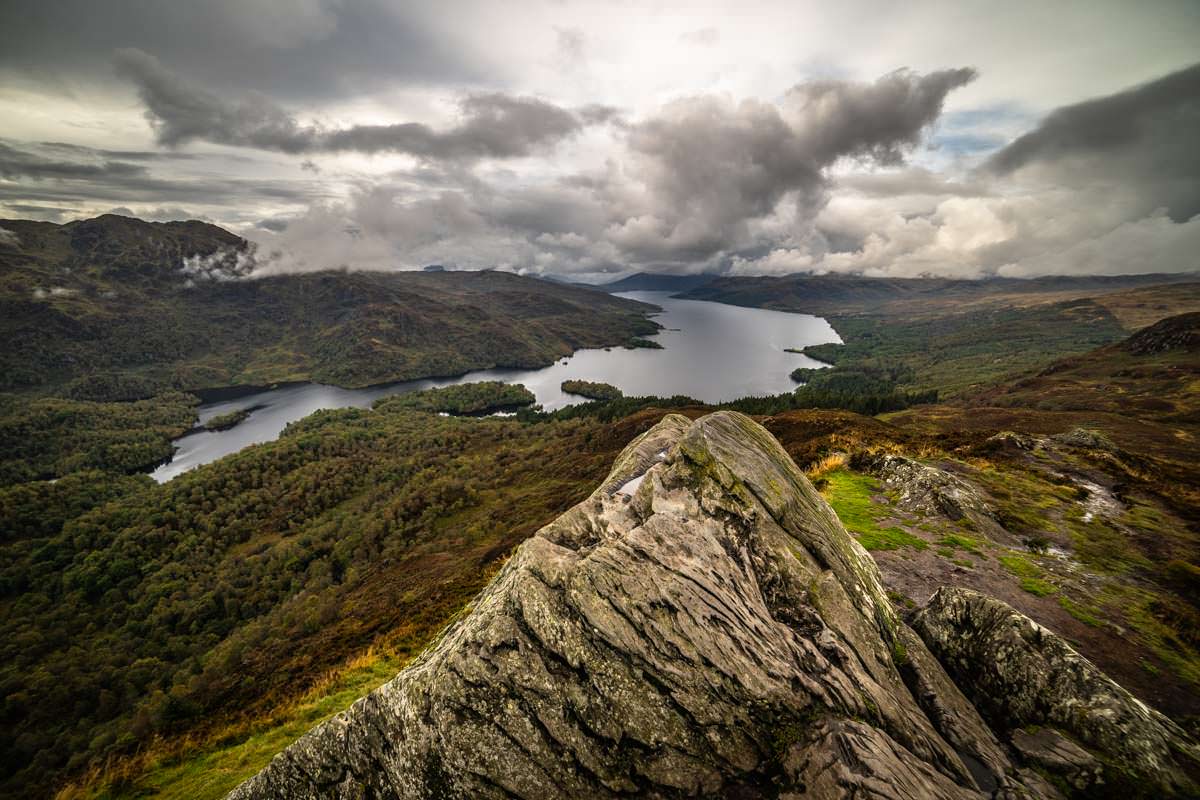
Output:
[0, 215, 660, 401]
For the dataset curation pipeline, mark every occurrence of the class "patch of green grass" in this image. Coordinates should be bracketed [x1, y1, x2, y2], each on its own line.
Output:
[999, 552, 1042, 578]
[857, 527, 929, 552]
[1000, 552, 1057, 596]
[1067, 515, 1152, 574]
[821, 470, 928, 552]
[91, 651, 405, 800]
[1020, 577, 1057, 597]
[1058, 595, 1104, 627]
[937, 533, 984, 556]
[1124, 595, 1200, 686]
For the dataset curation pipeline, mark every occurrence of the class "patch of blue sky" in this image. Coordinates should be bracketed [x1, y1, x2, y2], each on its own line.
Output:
[912, 104, 1038, 171]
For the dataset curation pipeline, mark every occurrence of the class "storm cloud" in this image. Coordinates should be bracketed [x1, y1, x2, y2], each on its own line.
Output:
[115, 48, 599, 160]
[985, 61, 1200, 221]
[0, 0, 487, 102]
[2, 1, 1198, 280]
[602, 68, 977, 262]
[252, 69, 978, 273]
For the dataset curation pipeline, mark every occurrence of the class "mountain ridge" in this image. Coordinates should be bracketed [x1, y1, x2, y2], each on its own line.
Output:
[0, 214, 660, 400]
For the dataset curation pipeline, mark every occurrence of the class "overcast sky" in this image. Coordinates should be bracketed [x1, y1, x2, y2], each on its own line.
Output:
[1, 0, 1198, 280]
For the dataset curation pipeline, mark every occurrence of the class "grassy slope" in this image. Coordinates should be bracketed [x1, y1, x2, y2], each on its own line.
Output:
[877, 315, 1200, 716]
[0, 215, 659, 400]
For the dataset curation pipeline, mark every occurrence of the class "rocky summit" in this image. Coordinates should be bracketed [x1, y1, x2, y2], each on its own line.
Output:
[228, 412, 1198, 799]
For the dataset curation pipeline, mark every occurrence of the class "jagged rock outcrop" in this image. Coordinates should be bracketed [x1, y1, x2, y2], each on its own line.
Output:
[228, 412, 1194, 799]
[913, 587, 1200, 796]
[853, 452, 1000, 533]
[1048, 428, 1118, 453]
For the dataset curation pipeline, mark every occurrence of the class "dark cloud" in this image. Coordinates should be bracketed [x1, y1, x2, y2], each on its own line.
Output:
[114, 49, 599, 160]
[607, 68, 977, 262]
[34, 142, 201, 162]
[0, 0, 489, 102]
[256, 216, 295, 232]
[0, 141, 146, 181]
[254, 68, 978, 274]
[782, 68, 980, 165]
[986, 61, 1200, 221]
[2, 203, 75, 221]
[0, 140, 328, 220]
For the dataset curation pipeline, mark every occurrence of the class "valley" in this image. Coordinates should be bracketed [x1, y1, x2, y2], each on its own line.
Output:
[5, 5, 1199, 796]
[2, 217, 1199, 799]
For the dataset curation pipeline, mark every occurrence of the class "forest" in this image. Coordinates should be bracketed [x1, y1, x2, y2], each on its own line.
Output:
[0, 394, 655, 799]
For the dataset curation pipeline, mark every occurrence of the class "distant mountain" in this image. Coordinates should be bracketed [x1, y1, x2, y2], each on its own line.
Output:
[0, 214, 660, 400]
[596, 271, 719, 293]
[679, 272, 1200, 316]
[527, 272, 595, 288]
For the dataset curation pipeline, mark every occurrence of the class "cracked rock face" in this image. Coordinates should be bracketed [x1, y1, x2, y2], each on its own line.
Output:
[228, 412, 1191, 799]
[853, 452, 999, 532]
[913, 587, 1200, 797]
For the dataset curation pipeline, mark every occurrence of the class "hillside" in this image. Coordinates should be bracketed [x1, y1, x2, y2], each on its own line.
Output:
[680, 272, 1200, 318]
[15, 360, 1195, 798]
[1, 394, 663, 799]
[228, 412, 1199, 798]
[0, 215, 660, 400]
[595, 271, 718, 293]
[965, 312, 1200, 423]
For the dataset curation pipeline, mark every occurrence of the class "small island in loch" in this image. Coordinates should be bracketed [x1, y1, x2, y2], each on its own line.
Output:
[560, 379, 624, 401]
[202, 408, 252, 431]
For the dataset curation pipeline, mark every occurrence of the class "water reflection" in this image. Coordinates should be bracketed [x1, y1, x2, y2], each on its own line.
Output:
[151, 292, 839, 481]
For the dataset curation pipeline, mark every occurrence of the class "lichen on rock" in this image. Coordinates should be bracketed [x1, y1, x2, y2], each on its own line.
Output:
[852, 452, 1000, 533]
[913, 586, 1200, 797]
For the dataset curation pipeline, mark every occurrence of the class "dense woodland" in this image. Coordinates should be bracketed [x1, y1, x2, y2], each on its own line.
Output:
[0, 392, 198, 484]
[373, 382, 535, 415]
[0, 393, 658, 798]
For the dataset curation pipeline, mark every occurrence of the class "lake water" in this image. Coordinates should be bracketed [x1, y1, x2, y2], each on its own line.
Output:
[150, 292, 839, 481]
